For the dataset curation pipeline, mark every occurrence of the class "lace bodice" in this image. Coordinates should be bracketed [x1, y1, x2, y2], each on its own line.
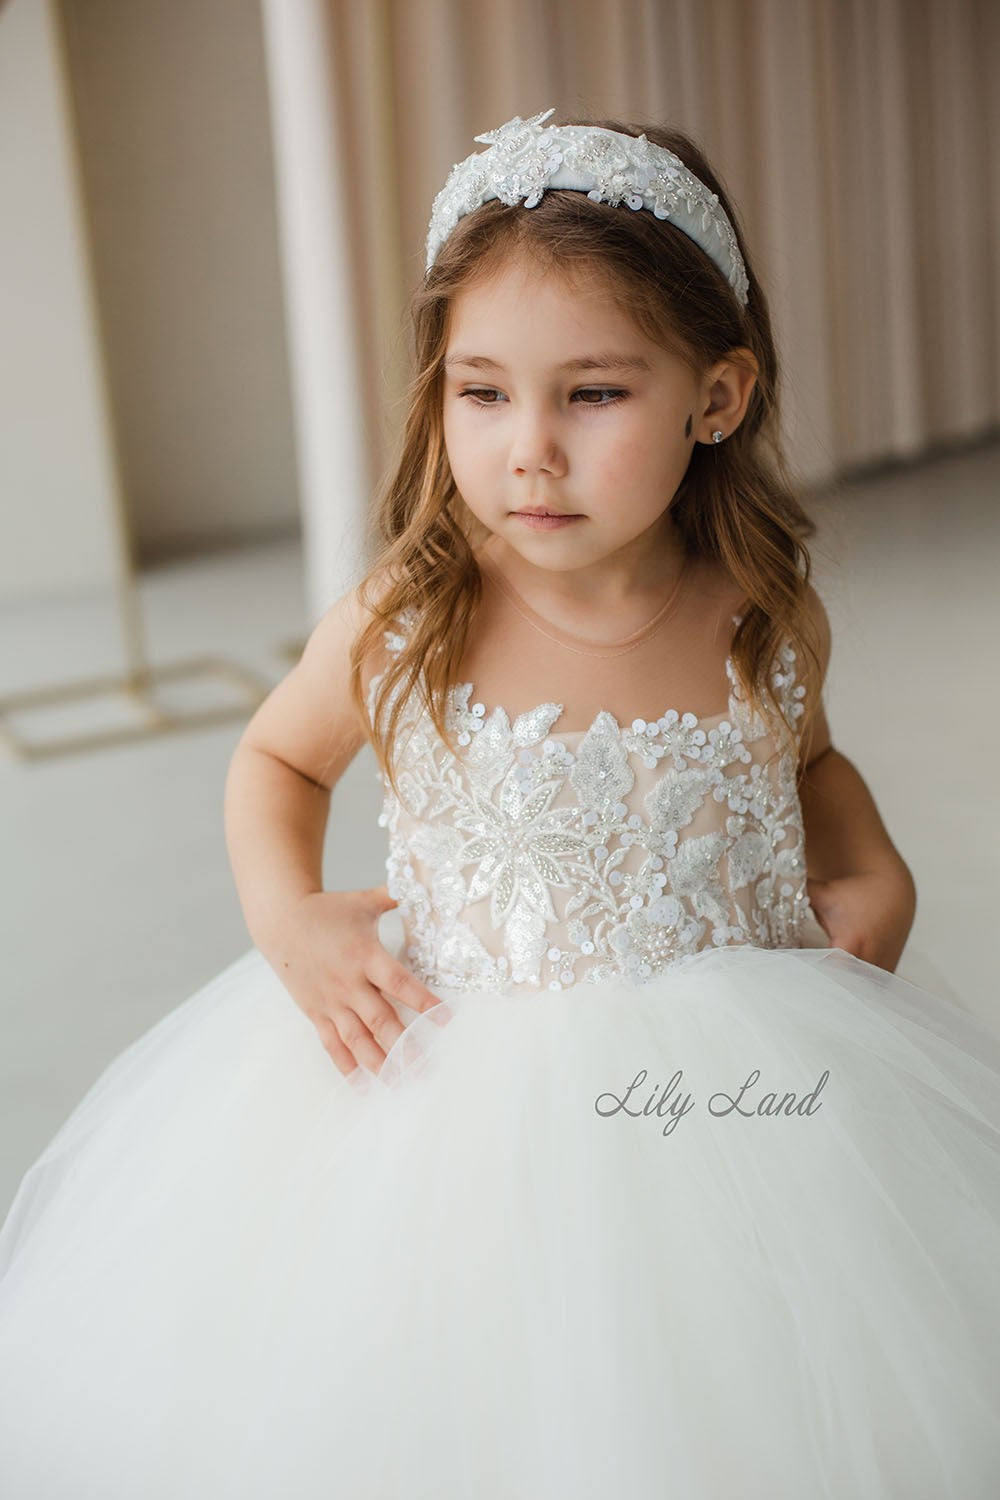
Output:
[370, 607, 825, 993]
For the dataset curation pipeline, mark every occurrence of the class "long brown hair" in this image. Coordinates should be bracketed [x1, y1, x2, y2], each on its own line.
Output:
[350, 114, 822, 799]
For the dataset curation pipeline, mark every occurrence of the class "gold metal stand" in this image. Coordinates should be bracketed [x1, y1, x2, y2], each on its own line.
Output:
[0, 656, 273, 762]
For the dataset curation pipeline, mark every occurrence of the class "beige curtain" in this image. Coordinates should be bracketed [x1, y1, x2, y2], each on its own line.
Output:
[324, 0, 998, 502]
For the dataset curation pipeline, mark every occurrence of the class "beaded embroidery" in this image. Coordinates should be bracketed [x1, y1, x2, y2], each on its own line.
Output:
[370, 608, 814, 993]
[426, 107, 750, 306]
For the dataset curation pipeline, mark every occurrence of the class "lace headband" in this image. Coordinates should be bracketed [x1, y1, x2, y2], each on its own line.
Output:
[425, 107, 749, 308]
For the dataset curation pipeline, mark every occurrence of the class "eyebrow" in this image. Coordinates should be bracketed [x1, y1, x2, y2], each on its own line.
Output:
[443, 352, 653, 375]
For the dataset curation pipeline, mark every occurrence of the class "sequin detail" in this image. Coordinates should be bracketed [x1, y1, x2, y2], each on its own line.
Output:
[371, 608, 812, 993]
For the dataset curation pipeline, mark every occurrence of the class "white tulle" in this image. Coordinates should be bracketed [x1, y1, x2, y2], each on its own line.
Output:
[1, 936, 999, 1498]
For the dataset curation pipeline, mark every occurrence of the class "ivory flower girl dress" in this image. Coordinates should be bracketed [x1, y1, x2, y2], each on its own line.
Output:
[1, 564, 999, 1498]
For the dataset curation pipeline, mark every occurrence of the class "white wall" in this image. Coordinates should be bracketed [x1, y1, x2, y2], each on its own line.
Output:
[0, 0, 125, 603]
[58, 0, 299, 560]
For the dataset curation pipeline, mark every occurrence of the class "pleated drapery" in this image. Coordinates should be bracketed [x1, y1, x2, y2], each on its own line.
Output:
[267, 0, 999, 617]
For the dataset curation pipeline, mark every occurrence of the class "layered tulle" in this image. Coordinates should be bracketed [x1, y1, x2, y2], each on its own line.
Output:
[1, 942, 999, 1498]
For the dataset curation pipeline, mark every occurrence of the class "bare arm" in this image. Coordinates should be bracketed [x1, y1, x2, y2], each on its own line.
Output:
[224, 585, 365, 946]
[225, 747, 331, 954]
[795, 589, 917, 971]
[224, 582, 444, 1075]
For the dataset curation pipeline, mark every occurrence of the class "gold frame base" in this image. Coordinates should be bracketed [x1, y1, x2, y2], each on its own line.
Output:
[0, 656, 272, 762]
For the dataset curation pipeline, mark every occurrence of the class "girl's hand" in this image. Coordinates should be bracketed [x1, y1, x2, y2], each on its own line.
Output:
[260, 884, 446, 1078]
[806, 860, 917, 973]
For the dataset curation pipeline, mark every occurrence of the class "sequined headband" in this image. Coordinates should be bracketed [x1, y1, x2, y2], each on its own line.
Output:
[425, 107, 750, 308]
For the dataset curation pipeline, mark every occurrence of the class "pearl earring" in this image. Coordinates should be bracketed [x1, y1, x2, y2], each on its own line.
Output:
[711, 429, 724, 444]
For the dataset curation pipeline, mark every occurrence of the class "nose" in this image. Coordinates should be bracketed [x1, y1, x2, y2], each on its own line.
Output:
[506, 404, 567, 478]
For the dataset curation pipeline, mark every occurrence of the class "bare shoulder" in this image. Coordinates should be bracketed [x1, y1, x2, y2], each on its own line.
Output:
[695, 558, 832, 676]
[801, 580, 832, 678]
[297, 562, 402, 683]
[687, 556, 750, 642]
[694, 561, 834, 767]
[237, 564, 398, 790]
[798, 582, 833, 769]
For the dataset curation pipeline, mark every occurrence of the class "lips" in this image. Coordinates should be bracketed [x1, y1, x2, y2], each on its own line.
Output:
[513, 510, 583, 530]
[514, 508, 578, 517]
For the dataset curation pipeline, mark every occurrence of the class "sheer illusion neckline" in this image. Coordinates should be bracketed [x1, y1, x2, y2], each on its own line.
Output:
[465, 548, 738, 734]
[372, 611, 760, 742]
[479, 551, 691, 659]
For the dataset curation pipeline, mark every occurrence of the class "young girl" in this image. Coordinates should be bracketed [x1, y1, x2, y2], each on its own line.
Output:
[2, 107, 999, 1498]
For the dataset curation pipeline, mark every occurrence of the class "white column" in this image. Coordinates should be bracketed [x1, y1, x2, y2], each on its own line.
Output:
[259, 0, 371, 626]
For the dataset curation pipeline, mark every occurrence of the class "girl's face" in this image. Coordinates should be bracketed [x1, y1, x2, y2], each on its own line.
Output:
[442, 255, 711, 587]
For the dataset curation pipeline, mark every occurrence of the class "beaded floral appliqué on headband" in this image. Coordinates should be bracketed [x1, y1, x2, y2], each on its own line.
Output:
[425, 107, 749, 307]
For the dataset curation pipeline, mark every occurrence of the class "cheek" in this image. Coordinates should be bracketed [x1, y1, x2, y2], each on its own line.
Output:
[442, 411, 469, 478]
[592, 419, 687, 497]
[590, 420, 656, 486]
[442, 404, 457, 457]
[445, 407, 484, 460]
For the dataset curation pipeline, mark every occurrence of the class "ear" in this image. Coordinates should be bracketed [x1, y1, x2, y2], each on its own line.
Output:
[694, 348, 759, 444]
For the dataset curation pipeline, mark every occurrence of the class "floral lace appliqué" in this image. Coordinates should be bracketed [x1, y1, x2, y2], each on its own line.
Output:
[371, 608, 813, 993]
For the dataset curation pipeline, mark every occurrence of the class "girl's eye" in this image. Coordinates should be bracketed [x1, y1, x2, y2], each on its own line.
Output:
[460, 388, 505, 406]
[574, 388, 628, 406]
[457, 387, 628, 409]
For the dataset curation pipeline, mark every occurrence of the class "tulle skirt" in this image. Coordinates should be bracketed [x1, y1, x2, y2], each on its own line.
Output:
[1, 935, 999, 1498]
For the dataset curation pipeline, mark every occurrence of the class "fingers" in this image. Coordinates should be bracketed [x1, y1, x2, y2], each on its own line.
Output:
[367, 948, 443, 1018]
[332, 983, 408, 1077]
[368, 881, 399, 914]
[293, 884, 448, 1079]
[326, 967, 448, 1080]
[315, 1018, 361, 1078]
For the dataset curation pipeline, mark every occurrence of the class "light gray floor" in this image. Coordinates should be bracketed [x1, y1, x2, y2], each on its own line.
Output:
[2, 440, 999, 1219]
